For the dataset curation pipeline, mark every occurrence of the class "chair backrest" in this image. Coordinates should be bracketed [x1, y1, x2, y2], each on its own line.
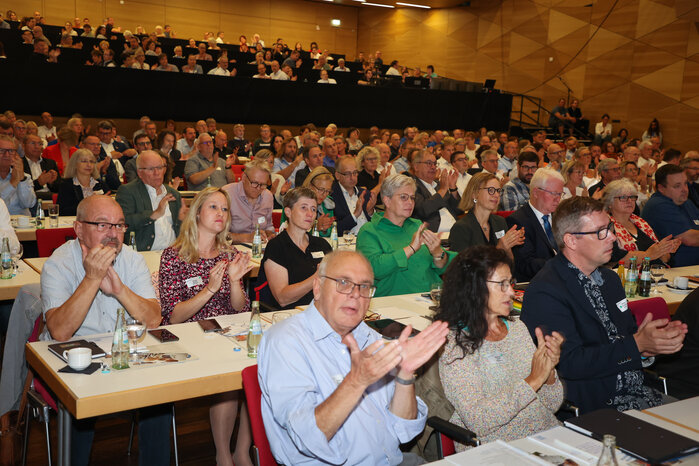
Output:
[35, 227, 77, 257]
[439, 433, 456, 457]
[628, 297, 670, 326]
[494, 210, 514, 218]
[241, 365, 277, 466]
[230, 164, 245, 182]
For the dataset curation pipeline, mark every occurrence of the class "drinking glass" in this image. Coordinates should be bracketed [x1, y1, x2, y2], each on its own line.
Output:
[125, 317, 147, 362]
[650, 264, 666, 295]
[48, 204, 59, 228]
[10, 242, 22, 276]
[430, 282, 442, 308]
[342, 230, 355, 248]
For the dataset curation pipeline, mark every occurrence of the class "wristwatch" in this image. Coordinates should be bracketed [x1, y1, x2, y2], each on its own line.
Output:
[395, 374, 416, 385]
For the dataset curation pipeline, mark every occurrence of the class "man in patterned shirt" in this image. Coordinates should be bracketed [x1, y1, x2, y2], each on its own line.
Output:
[501, 151, 538, 211]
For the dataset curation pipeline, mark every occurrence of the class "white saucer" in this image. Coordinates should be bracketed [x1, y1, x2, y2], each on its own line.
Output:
[666, 285, 693, 294]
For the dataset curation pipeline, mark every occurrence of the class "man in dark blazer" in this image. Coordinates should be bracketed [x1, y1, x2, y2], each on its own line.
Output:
[115, 151, 184, 252]
[82, 135, 121, 192]
[22, 134, 59, 199]
[506, 168, 564, 282]
[410, 150, 460, 232]
[97, 120, 130, 178]
[522, 197, 687, 414]
[331, 156, 376, 234]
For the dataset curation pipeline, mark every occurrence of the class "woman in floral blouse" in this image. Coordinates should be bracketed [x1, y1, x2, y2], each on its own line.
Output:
[158, 187, 253, 466]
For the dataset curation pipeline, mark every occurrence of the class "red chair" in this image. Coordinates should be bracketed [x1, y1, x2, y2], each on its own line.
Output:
[230, 164, 245, 182]
[241, 365, 277, 466]
[36, 227, 77, 257]
[272, 211, 282, 231]
[628, 297, 670, 326]
[427, 417, 479, 459]
[494, 210, 514, 218]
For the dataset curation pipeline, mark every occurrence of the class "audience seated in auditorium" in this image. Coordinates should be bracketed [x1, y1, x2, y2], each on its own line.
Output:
[41, 126, 77, 176]
[498, 141, 518, 176]
[81, 134, 121, 192]
[357, 174, 455, 297]
[588, 158, 621, 199]
[437, 246, 563, 449]
[57, 148, 104, 216]
[682, 153, 699, 208]
[123, 133, 154, 183]
[642, 164, 699, 267]
[507, 168, 564, 282]
[293, 144, 323, 188]
[548, 98, 574, 138]
[522, 196, 687, 414]
[181, 54, 203, 74]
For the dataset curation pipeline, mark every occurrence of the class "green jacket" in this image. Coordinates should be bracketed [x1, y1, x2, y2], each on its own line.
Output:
[356, 212, 454, 297]
[115, 180, 182, 251]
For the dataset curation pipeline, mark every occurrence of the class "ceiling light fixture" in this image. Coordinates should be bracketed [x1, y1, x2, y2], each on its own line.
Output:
[331, 19, 341, 26]
[396, 2, 430, 8]
[363, 2, 395, 7]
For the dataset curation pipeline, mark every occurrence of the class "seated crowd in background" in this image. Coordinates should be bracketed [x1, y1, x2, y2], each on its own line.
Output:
[1, 100, 699, 464]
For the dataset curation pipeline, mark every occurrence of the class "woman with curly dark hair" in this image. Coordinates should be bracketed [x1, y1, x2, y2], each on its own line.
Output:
[435, 246, 564, 449]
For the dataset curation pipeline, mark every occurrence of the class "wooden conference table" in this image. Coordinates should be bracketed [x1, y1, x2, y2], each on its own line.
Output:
[12, 215, 77, 242]
[24, 293, 430, 465]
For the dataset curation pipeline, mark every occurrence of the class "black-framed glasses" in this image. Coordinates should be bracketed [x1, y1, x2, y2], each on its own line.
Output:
[480, 187, 504, 195]
[311, 183, 331, 195]
[569, 221, 615, 240]
[321, 275, 376, 298]
[615, 195, 638, 202]
[537, 187, 564, 198]
[0, 149, 17, 156]
[338, 170, 359, 177]
[452, 157, 467, 164]
[486, 277, 516, 292]
[244, 172, 270, 189]
[79, 221, 129, 232]
[416, 161, 437, 167]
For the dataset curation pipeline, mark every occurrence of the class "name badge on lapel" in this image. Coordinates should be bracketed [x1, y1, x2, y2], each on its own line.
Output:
[185, 276, 204, 288]
[616, 298, 628, 313]
[311, 251, 325, 259]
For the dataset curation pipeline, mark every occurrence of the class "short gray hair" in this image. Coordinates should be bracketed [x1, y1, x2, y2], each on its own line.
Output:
[530, 167, 564, 190]
[244, 159, 271, 178]
[380, 174, 416, 199]
[598, 158, 619, 172]
[601, 179, 637, 210]
[638, 140, 653, 151]
[318, 250, 373, 282]
[356, 146, 379, 168]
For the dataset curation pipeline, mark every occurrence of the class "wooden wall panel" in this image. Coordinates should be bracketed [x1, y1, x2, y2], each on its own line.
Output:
[356, 0, 699, 151]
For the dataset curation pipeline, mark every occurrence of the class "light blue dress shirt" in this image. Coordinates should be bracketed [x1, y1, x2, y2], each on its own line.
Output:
[0, 168, 36, 215]
[258, 301, 428, 465]
[272, 157, 305, 188]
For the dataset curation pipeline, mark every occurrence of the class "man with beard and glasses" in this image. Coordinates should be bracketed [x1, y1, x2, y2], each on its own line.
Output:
[501, 151, 539, 211]
[40, 195, 171, 466]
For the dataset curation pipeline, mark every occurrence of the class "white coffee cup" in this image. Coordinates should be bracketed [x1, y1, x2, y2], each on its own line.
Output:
[17, 216, 30, 228]
[673, 276, 689, 290]
[63, 347, 92, 371]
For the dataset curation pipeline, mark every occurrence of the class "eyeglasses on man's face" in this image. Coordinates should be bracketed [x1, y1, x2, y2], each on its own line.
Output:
[311, 183, 331, 196]
[80, 221, 128, 232]
[569, 221, 615, 240]
[0, 148, 17, 156]
[338, 170, 359, 177]
[416, 161, 437, 167]
[537, 187, 564, 198]
[322, 275, 376, 298]
[138, 165, 166, 173]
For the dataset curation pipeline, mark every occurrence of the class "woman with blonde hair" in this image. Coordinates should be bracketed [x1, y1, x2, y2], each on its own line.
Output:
[561, 160, 589, 200]
[158, 187, 253, 466]
[57, 148, 104, 216]
[301, 166, 335, 235]
[449, 172, 524, 256]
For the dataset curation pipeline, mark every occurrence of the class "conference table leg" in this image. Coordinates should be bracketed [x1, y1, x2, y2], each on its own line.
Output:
[57, 402, 71, 466]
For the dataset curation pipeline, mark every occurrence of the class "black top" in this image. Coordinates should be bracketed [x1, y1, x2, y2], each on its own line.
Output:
[257, 230, 333, 309]
[57, 178, 105, 216]
[357, 169, 380, 191]
[449, 210, 508, 253]
[610, 227, 656, 264]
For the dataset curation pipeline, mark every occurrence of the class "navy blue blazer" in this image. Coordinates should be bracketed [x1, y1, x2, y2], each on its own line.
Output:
[506, 203, 558, 282]
[330, 182, 372, 233]
[410, 175, 461, 232]
[521, 253, 642, 414]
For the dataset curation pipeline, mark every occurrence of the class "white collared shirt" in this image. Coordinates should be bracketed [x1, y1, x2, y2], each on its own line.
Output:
[340, 184, 368, 234]
[26, 157, 48, 191]
[145, 183, 176, 250]
[419, 179, 456, 233]
[456, 171, 472, 196]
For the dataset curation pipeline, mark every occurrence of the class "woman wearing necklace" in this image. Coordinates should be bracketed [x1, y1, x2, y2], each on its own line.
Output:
[437, 246, 564, 449]
[57, 148, 105, 216]
[602, 179, 680, 265]
[449, 172, 524, 256]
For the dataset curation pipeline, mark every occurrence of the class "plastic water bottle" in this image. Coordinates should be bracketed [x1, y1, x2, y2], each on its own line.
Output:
[638, 257, 651, 297]
[311, 219, 319, 237]
[596, 434, 619, 465]
[111, 308, 130, 370]
[247, 301, 262, 358]
[252, 223, 262, 259]
[129, 231, 137, 251]
[330, 221, 338, 250]
[1, 237, 12, 280]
